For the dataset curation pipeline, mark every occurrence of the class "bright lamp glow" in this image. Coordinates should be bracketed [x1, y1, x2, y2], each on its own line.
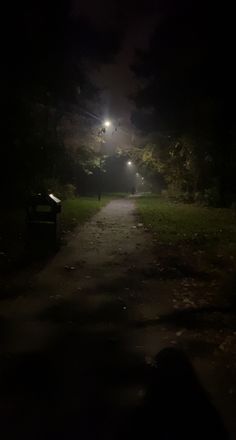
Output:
[104, 120, 111, 127]
[127, 161, 132, 166]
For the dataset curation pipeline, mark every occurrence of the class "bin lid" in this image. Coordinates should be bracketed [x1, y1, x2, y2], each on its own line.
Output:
[48, 193, 61, 204]
[29, 193, 61, 206]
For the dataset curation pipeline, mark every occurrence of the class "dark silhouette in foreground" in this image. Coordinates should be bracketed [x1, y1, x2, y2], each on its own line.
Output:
[0, 339, 229, 439]
[121, 347, 229, 440]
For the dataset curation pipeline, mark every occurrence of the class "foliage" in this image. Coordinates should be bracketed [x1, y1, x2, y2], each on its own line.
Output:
[42, 179, 76, 200]
[129, 135, 211, 197]
[63, 184, 77, 200]
[2, 2, 123, 201]
[131, 2, 235, 205]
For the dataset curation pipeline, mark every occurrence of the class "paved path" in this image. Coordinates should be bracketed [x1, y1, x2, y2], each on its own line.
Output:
[0, 199, 235, 439]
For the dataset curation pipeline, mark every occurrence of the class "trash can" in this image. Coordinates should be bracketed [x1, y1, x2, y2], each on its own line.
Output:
[27, 193, 61, 250]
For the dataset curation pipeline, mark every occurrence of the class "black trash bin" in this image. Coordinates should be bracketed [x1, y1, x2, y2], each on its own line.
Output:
[27, 193, 61, 250]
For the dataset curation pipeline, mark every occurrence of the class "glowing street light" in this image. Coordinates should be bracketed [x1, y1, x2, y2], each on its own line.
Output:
[104, 120, 111, 127]
[127, 161, 132, 166]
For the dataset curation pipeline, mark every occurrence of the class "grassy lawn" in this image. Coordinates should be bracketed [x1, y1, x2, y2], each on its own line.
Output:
[136, 196, 236, 260]
[61, 196, 113, 231]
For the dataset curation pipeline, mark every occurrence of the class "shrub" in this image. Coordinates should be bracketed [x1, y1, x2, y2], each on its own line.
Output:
[63, 184, 76, 199]
[42, 179, 76, 200]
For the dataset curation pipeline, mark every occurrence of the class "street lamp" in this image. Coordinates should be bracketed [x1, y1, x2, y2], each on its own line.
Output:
[127, 161, 132, 166]
[104, 120, 111, 127]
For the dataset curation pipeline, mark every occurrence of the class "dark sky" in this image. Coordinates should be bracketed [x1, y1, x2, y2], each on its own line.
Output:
[72, 0, 160, 127]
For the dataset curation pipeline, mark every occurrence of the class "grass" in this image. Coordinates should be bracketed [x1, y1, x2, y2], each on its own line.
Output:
[136, 195, 236, 258]
[61, 196, 113, 231]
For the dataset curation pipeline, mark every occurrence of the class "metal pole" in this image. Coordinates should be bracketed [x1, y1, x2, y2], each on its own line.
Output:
[98, 141, 102, 201]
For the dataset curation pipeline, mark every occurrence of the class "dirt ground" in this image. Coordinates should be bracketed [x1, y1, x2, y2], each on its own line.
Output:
[0, 199, 235, 439]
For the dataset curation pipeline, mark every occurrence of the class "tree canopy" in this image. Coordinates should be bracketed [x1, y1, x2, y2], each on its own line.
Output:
[2, 0, 124, 201]
[131, 1, 235, 204]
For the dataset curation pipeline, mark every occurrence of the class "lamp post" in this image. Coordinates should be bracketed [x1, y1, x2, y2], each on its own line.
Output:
[126, 160, 136, 194]
[97, 120, 111, 201]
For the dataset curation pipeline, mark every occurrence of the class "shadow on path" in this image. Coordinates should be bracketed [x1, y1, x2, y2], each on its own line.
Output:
[119, 348, 229, 440]
[134, 305, 236, 331]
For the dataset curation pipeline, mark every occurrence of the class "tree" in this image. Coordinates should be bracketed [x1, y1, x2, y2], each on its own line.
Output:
[131, 1, 235, 204]
[2, 0, 124, 201]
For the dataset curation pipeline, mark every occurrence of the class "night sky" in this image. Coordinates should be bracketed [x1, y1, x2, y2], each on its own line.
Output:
[72, 0, 160, 126]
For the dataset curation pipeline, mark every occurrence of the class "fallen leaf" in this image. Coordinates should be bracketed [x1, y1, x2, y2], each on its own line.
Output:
[176, 330, 185, 337]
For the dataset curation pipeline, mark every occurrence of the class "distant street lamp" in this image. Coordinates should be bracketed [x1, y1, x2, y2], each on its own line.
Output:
[104, 120, 111, 127]
[127, 161, 132, 166]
